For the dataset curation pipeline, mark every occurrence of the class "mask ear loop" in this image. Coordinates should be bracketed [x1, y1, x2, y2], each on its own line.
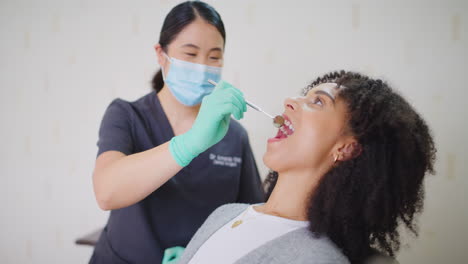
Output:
[161, 52, 171, 81]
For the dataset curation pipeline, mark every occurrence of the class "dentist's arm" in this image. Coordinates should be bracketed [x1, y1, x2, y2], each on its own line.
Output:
[93, 81, 246, 210]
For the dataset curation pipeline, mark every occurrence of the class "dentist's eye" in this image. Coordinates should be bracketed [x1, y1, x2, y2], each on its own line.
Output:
[186, 53, 196, 57]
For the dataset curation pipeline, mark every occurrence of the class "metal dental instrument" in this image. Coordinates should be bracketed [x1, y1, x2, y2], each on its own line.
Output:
[207, 79, 285, 128]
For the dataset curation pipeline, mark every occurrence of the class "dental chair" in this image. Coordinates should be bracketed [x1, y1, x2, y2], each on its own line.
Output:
[75, 227, 103, 246]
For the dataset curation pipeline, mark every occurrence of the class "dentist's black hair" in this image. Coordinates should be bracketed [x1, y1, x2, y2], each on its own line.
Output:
[151, 1, 226, 93]
[264, 70, 436, 263]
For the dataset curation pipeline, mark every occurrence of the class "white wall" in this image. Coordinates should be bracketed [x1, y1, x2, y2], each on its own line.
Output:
[0, 0, 466, 263]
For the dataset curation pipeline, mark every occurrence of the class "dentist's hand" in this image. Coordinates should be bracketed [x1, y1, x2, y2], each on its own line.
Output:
[169, 80, 247, 166]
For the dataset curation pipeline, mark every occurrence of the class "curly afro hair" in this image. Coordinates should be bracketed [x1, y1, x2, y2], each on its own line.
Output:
[263, 70, 436, 263]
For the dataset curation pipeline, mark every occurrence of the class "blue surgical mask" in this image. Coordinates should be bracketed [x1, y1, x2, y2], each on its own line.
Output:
[162, 53, 222, 106]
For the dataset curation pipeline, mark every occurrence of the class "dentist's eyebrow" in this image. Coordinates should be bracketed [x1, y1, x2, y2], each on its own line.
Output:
[315, 90, 335, 105]
[181, 43, 200, 49]
[181, 44, 222, 52]
[209, 47, 223, 52]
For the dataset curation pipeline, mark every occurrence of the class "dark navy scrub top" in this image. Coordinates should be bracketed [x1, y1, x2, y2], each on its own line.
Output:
[90, 91, 265, 264]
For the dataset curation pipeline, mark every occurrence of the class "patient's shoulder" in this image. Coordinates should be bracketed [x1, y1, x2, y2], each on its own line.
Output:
[292, 230, 350, 263]
[241, 228, 350, 264]
[184, 204, 249, 252]
[206, 203, 249, 222]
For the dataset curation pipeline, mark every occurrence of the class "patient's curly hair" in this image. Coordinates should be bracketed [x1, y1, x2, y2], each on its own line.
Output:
[263, 70, 436, 263]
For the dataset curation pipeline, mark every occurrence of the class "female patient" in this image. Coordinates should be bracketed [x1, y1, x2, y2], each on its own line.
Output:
[178, 71, 436, 263]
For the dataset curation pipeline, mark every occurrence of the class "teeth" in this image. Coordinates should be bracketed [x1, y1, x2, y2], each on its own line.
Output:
[285, 120, 294, 133]
[278, 119, 295, 137]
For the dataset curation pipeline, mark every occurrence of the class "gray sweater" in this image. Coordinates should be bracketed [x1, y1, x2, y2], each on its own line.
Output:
[178, 203, 350, 264]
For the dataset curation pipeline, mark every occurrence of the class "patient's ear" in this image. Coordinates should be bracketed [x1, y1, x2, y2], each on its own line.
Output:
[338, 140, 362, 161]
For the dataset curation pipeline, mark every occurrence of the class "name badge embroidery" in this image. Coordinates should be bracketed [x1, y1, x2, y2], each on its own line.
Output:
[209, 153, 242, 167]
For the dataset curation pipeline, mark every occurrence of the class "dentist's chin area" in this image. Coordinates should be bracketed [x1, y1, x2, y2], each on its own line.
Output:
[10, 0, 462, 263]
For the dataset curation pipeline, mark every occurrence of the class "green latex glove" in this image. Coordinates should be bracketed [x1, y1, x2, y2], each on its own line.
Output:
[169, 80, 247, 166]
[162, 246, 185, 264]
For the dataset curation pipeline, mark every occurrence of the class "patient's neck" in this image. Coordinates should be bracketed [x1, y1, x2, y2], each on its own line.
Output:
[256, 170, 320, 221]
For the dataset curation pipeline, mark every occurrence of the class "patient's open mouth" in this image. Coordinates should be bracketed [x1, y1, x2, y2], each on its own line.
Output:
[268, 114, 294, 143]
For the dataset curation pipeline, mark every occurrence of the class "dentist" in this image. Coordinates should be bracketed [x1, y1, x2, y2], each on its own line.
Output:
[90, 2, 264, 263]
